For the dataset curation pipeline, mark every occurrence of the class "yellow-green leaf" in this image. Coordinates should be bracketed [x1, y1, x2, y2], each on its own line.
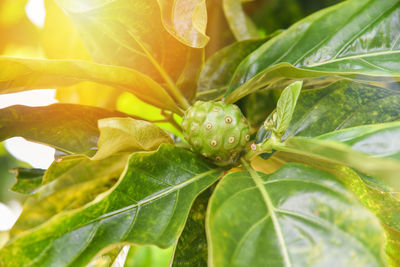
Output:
[92, 117, 173, 160]
[0, 57, 181, 114]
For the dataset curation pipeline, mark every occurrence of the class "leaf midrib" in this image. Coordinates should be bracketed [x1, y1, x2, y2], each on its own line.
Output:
[243, 161, 292, 267]
[95, 168, 220, 222]
[306, 50, 400, 68]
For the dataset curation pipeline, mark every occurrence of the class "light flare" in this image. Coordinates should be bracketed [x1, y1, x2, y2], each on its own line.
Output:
[0, 89, 57, 169]
[25, 0, 46, 28]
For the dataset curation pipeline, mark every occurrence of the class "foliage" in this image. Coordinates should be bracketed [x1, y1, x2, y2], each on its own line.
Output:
[1, 0, 400, 266]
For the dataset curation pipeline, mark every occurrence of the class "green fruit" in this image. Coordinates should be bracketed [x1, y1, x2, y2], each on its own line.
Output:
[181, 101, 251, 166]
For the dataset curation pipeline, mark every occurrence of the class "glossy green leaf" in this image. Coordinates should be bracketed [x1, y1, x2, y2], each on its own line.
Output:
[273, 135, 400, 190]
[0, 104, 128, 154]
[54, 0, 201, 103]
[268, 151, 400, 266]
[0, 145, 222, 266]
[10, 168, 45, 195]
[257, 80, 400, 143]
[125, 245, 173, 267]
[92, 117, 173, 160]
[0, 57, 181, 113]
[259, 122, 400, 264]
[197, 37, 273, 101]
[207, 163, 386, 267]
[223, 0, 259, 41]
[226, 0, 400, 102]
[11, 154, 129, 238]
[316, 121, 400, 161]
[157, 0, 209, 48]
[275, 81, 302, 135]
[172, 186, 213, 266]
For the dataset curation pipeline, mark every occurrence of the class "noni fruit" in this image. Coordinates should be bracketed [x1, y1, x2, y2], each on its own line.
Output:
[181, 101, 251, 166]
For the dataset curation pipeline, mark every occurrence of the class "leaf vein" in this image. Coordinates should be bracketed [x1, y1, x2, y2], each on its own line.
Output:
[231, 214, 270, 264]
[331, 2, 396, 60]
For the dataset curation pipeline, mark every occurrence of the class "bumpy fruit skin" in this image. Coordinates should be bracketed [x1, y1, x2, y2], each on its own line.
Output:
[181, 101, 251, 166]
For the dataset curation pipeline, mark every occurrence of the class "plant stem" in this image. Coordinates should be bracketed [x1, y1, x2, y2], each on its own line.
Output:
[162, 110, 182, 133]
[129, 31, 190, 110]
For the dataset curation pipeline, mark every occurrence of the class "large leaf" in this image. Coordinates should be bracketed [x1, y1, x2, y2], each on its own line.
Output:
[55, 0, 202, 102]
[225, 0, 400, 102]
[92, 117, 173, 160]
[257, 80, 400, 143]
[268, 152, 400, 266]
[207, 163, 386, 266]
[0, 104, 128, 154]
[256, 121, 400, 263]
[0, 145, 222, 266]
[0, 57, 181, 113]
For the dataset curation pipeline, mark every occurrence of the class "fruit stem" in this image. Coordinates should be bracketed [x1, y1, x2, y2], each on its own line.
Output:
[162, 110, 182, 133]
[243, 134, 280, 162]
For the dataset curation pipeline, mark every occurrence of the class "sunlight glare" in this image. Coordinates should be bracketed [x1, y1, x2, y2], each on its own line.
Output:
[0, 201, 22, 231]
[25, 0, 46, 28]
[0, 89, 57, 108]
[5, 137, 55, 169]
[0, 89, 57, 169]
